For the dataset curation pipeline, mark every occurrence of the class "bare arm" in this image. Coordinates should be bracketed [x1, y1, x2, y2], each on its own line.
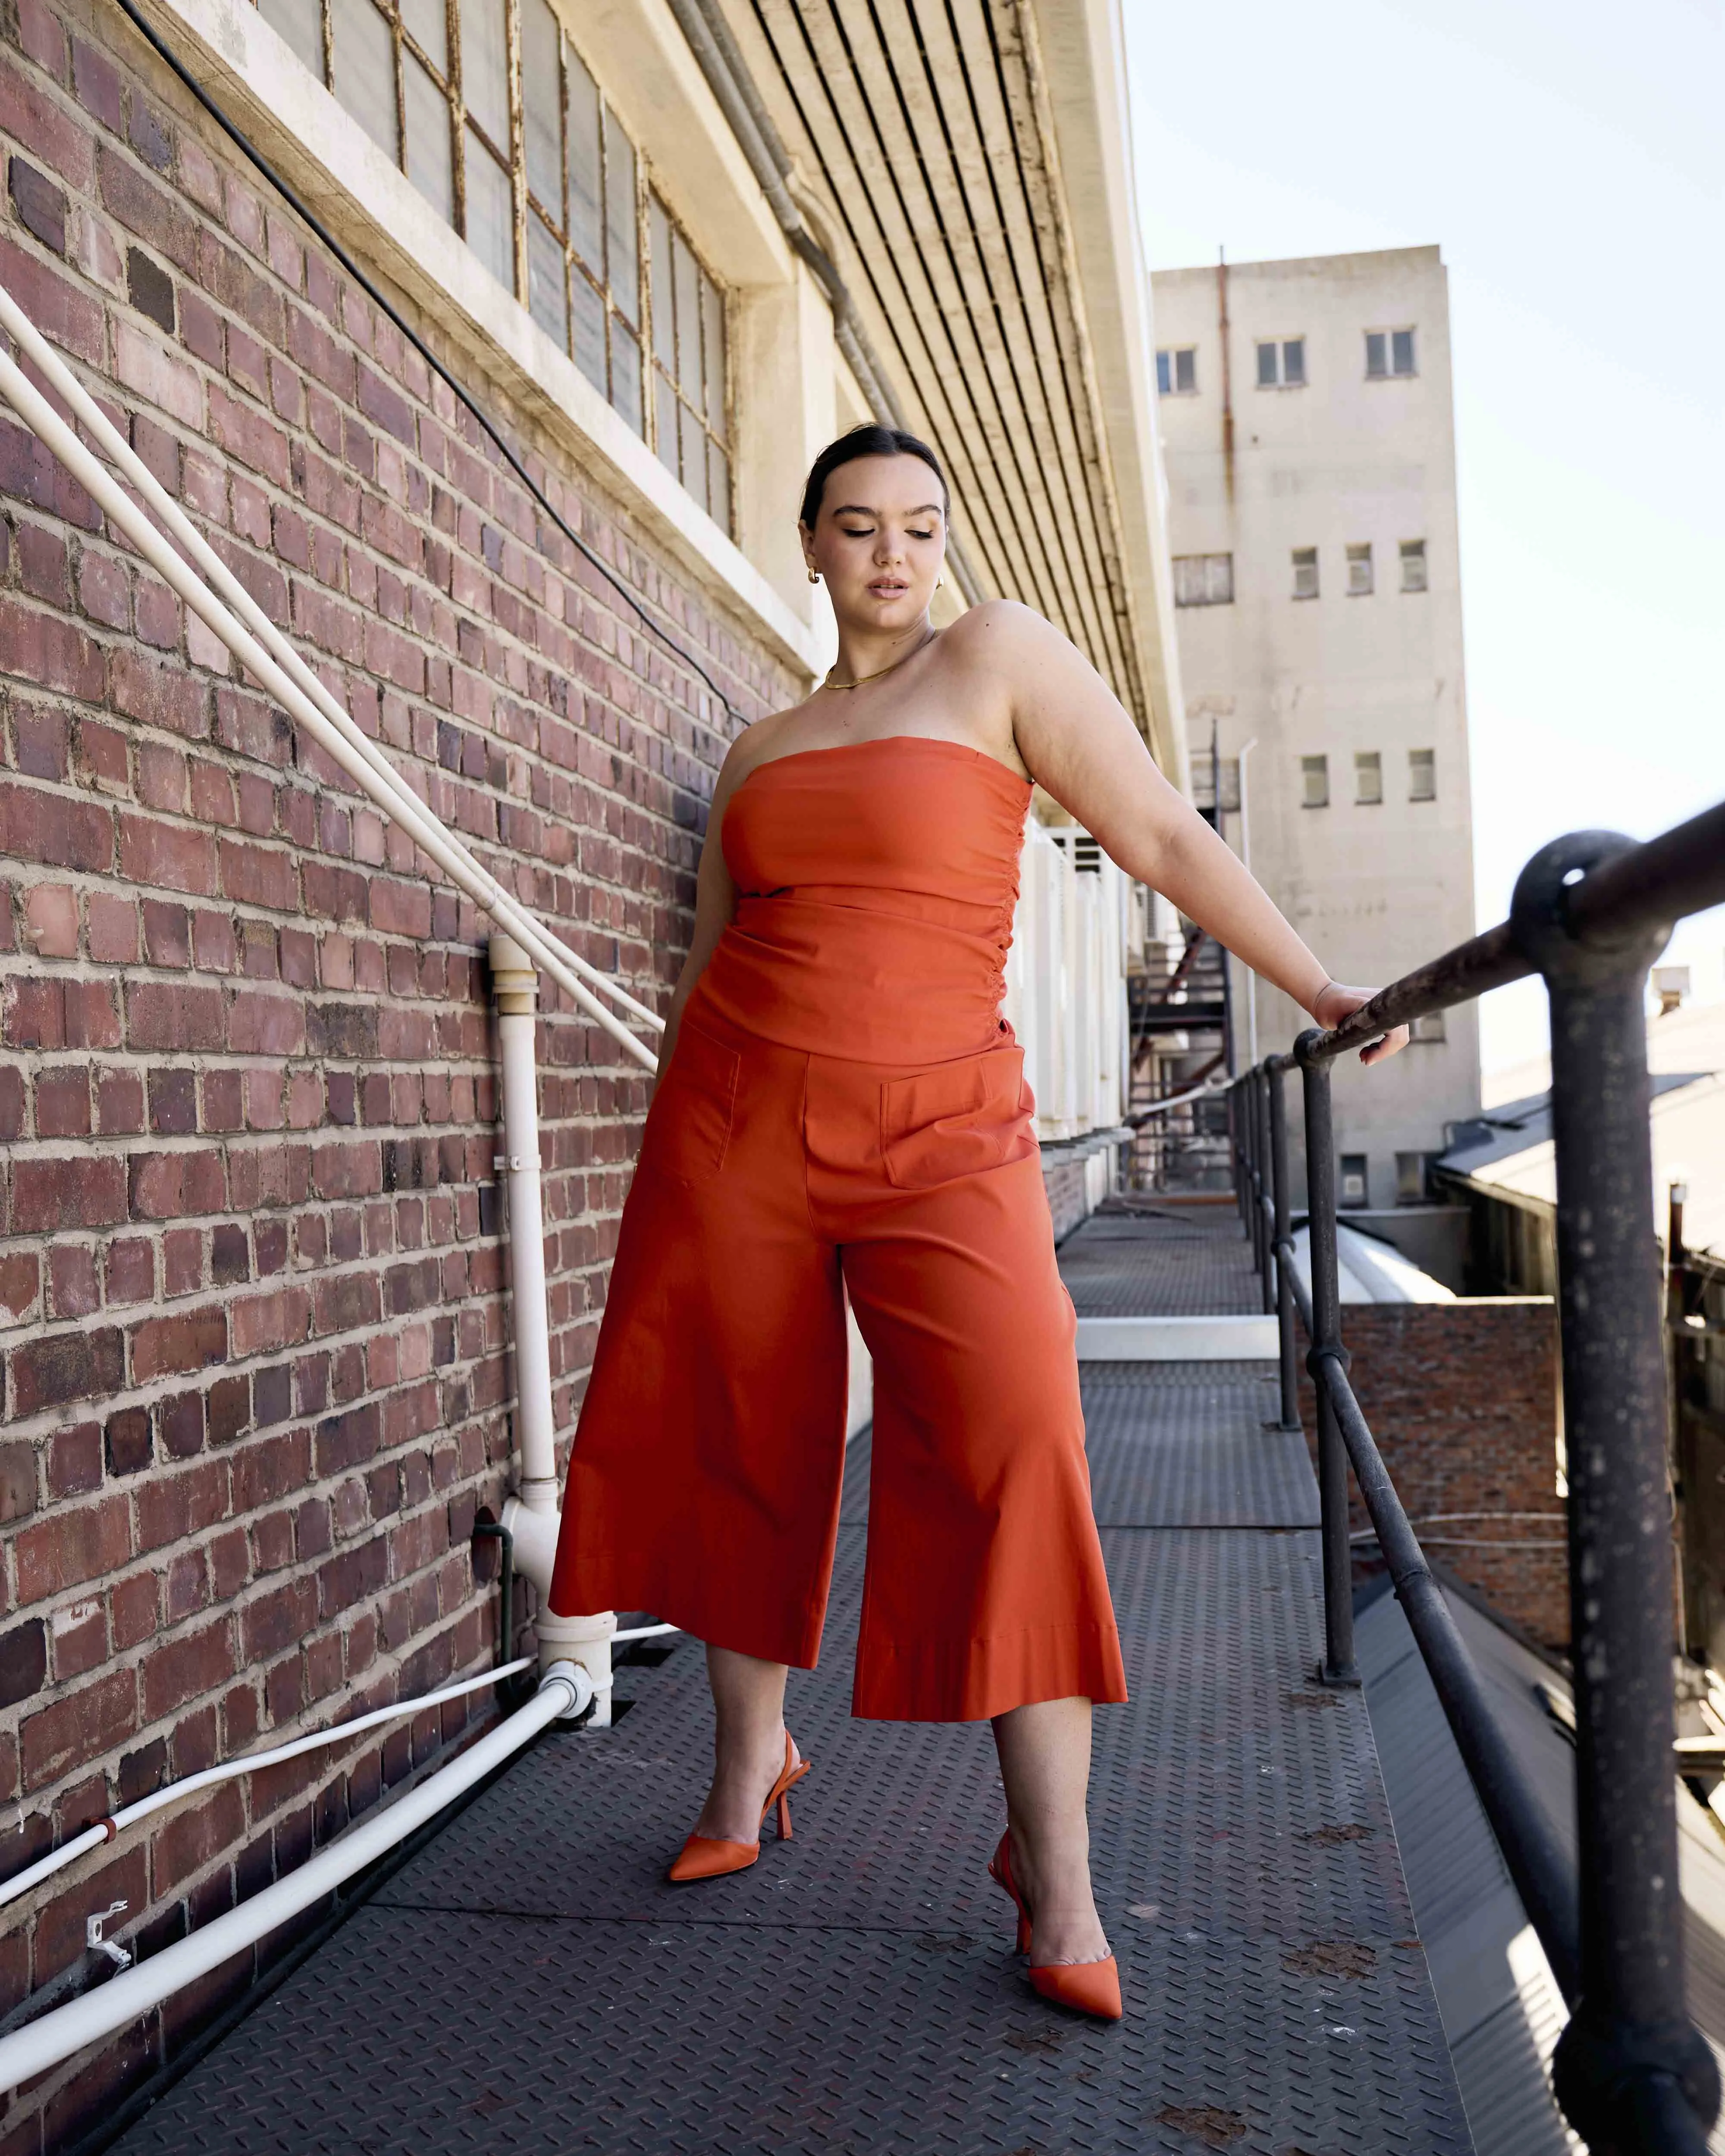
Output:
[658, 746, 748, 1073]
[974, 602, 1406, 1063]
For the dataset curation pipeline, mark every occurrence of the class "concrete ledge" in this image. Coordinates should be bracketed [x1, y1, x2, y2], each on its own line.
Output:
[1075, 1315, 1280, 1361]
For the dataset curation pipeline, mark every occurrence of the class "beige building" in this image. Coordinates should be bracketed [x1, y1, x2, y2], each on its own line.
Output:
[1150, 244, 1480, 1224]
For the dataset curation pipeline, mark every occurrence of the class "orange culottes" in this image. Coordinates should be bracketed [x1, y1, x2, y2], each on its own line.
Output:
[549, 995, 1129, 1722]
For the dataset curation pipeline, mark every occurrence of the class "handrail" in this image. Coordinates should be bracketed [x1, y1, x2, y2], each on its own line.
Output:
[1229, 800, 1725, 2153]
[0, 281, 662, 1072]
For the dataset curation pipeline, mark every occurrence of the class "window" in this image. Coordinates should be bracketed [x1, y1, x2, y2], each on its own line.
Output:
[1355, 751, 1382, 805]
[1409, 748, 1436, 802]
[1300, 754, 1329, 808]
[1255, 338, 1306, 388]
[1400, 539, 1428, 592]
[1396, 1152, 1430, 1205]
[1173, 553, 1233, 607]
[1346, 543, 1373, 596]
[1410, 1011, 1446, 1043]
[274, 0, 731, 522]
[1292, 547, 1319, 600]
[1156, 347, 1198, 395]
[1366, 327, 1417, 379]
[1339, 1154, 1370, 1209]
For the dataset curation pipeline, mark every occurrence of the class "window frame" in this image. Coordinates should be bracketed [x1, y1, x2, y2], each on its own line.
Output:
[1408, 748, 1437, 803]
[1291, 547, 1319, 602]
[1339, 1153, 1370, 1210]
[302, 0, 733, 529]
[1255, 336, 1306, 389]
[1300, 753, 1330, 809]
[1365, 326, 1418, 380]
[1172, 552, 1234, 608]
[1346, 542, 1373, 597]
[1354, 750, 1383, 806]
[1399, 539, 1429, 593]
[1156, 346, 1198, 396]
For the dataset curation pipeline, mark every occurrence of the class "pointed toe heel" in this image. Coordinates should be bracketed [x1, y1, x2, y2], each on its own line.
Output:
[665, 1730, 811, 1885]
[1027, 1955, 1123, 2022]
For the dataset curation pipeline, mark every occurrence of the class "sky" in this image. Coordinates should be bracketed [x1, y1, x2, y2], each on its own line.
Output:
[1121, 0, 1725, 1074]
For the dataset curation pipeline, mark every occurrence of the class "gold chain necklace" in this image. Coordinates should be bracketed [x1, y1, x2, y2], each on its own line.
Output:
[820, 630, 937, 693]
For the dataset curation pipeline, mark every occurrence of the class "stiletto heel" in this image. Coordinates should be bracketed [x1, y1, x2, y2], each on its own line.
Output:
[667, 1729, 811, 1883]
[985, 1828, 1123, 2021]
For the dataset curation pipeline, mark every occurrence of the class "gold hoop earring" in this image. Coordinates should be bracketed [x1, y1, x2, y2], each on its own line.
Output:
[808, 569, 820, 584]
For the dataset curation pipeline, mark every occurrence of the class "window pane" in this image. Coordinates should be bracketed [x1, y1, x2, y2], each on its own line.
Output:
[572, 270, 605, 395]
[1256, 341, 1277, 388]
[654, 369, 678, 473]
[464, 134, 512, 290]
[1409, 749, 1436, 802]
[399, 0, 445, 72]
[331, 0, 398, 161]
[1393, 328, 1415, 375]
[1301, 754, 1329, 808]
[1400, 539, 1428, 592]
[1205, 555, 1233, 603]
[1365, 331, 1387, 379]
[458, 0, 508, 147]
[567, 47, 602, 273]
[403, 55, 453, 223]
[649, 196, 675, 371]
[527, 213, 567, 351]
[1355, 751, 1382, 805]
[604, 109, 638, 321]
[1174, 347, 1195, 393]
[521, 0, 562, 219]
[260, 0, 324, 81]
[611, 319, 642, 434]
[1283, 338, 1305, 386]
[1292, 547, 1318, 599]
[671, 230, 699, 398]
[678, 396, 704, 503]
[708, 441, 731, 536]
[700, 272, 725, 440]
[1155, 350, 1171, 396]
[1339, 1155, 1369, 1209]
[1346, 542, 1372, 595]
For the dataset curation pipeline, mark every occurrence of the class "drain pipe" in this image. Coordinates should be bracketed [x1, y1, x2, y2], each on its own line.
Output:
[0, 1665, 590, 2094]
[668, 0, 985, 608]
[489, 933, 618, 1727]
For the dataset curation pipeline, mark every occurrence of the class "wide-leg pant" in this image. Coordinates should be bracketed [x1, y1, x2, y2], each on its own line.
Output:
[548, 996, 1128, 1723]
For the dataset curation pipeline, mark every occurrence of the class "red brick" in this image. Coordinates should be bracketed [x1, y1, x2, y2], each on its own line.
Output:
[8, 1326, 124, 1417]
[0, 779, 112, 873]
[151, 1780, 244, 1895]
[125, 981, 223, 1050]
[140, 1614, 234, 1721]
[19, 1656, 135, 1794]
[10, 1155, 125, 1231]
[119, 812, 217, 896]
[21, 882, 78, 956]
[33, 1065, 91, 1138]
[134, 1457, 228, 1554]
[130, 1304, 228, 1382]
[13, 1492, 130, 1602]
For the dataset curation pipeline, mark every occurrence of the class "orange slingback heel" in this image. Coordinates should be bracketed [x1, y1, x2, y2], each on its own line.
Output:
[666, 1729, 811, 1883]
[987, 1830, 1123, 2021]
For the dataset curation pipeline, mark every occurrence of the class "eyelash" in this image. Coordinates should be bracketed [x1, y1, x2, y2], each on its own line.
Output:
[838, 527, 934, 540]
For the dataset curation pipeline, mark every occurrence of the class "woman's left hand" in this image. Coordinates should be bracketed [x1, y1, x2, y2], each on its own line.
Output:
[1312, 981, 1410, 1066]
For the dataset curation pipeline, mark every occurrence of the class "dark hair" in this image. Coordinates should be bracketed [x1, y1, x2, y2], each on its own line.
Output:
[799, 424, 949, 529]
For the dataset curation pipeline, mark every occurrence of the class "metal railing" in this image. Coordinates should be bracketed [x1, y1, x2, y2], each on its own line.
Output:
[1228, 805, 1725, 2155]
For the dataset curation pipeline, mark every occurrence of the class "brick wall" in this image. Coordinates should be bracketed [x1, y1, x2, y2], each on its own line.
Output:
[0, 0, 791, 2139]
[1296, 1298, 1568, 1650]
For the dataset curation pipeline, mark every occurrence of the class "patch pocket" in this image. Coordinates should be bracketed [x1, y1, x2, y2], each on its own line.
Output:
[640, 1018, 740, 1185]
[880, 1046, 1035, 1191]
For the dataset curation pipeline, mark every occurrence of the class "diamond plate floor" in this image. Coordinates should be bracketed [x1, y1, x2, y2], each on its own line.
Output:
[112, 1213, 1470, 2156]
[1060, 1206, 1264, 1316]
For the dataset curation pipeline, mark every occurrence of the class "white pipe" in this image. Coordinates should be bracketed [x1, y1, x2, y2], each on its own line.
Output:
[0, 279, 662, 1038]
[0, 1666, 587, 2094]
[1236, 738, 1258, 1069]
[489, 932, 558, 1514]
[0, 1656, 538, 1912]
[0, 308, 659, 1071]
[1131, 1074, 1229, 1121]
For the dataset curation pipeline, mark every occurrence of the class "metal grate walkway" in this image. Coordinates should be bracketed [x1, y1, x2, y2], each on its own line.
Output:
[111, 1208, 1471, 2155]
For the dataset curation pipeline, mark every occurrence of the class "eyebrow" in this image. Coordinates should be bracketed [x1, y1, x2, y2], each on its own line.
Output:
[831, 504, 945, 518]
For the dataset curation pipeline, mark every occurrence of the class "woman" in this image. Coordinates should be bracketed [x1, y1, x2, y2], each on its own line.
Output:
[548, 424, 1405, 2022]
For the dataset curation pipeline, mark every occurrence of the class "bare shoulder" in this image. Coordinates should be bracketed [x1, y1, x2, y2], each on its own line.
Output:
[939, 597, 1061, 667]
[717, 704, 809, 791]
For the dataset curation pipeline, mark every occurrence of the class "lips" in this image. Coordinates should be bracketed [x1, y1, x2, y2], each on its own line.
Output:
[868, 581, 908, 599]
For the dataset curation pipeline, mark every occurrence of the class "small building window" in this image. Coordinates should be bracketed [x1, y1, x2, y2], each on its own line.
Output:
[1255, 338, 1306, 388]
[1301, 754, 1330, 808]
[1355, 751, 1382, 805]
[1339, 1154, 1370, 1209]
[1366, 327, 1417, 379]
[1157, 347, 1198, 395]
[1292, 547, 1319, 600]
[1173, 553, 1234, 606]
[1346, 543, 1374, 595]
[1400, 539, 1429, 592]
[1409, 748, 1436, 802]
[1410, 1011, 1446, 1043]
[1396, 1151, 1430, 1204]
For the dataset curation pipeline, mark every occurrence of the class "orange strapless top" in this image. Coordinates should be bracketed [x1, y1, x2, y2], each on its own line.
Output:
[693, 735, 1032, 1064]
